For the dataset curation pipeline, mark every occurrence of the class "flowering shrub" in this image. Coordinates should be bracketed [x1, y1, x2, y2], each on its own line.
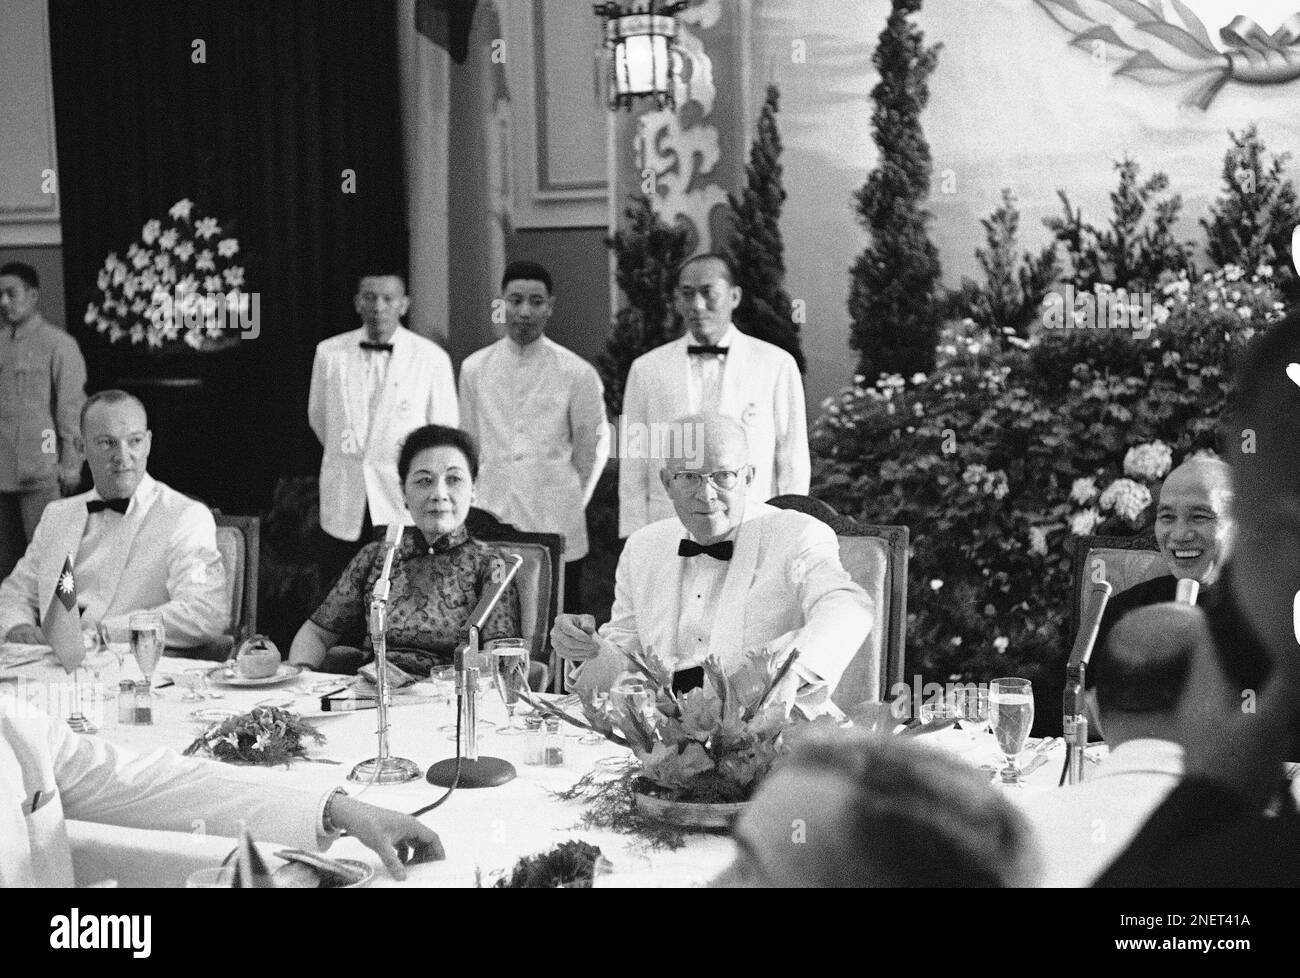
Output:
[811, 265, 1286, 692]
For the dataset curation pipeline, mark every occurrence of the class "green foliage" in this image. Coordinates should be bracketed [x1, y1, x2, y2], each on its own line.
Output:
[848, 0, 944, 381]
[1202, 125, 1300, 290]
[491, 840, 603, 888]
[1044, 157, 1193, 293]
[812, 266, 1285, 700]
[725, 84, 805, 372]
[958, 189, 1061, 342]
[597, 195, 691, 416]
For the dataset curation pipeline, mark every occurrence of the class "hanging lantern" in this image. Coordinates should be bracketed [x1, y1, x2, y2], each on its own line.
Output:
[593, 2, 689, 111]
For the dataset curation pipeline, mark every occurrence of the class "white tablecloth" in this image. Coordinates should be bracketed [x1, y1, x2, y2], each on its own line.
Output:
[3, 654, 735, 887]
[4, 652, 1092, 887]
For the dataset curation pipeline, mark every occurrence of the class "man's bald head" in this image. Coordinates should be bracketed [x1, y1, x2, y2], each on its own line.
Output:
[1095, 604, 1198, 734]
[660, 413, 753, 544]
[1154, 454, 1235, 586]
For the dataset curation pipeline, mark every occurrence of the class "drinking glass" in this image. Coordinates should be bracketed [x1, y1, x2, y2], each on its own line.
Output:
[490, 639, 529, 735]
[129, 611, 165, 693]
[989, 678, 1034, 786]
[63, 631, 94, 734]
[955, 685, 990, 741]
[179, 668, 209, 702]
[918, 694, 962, 725]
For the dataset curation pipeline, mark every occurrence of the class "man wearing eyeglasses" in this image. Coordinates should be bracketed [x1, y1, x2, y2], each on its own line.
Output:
[554, 413, 871, 713]
[617, 254, 809, 538]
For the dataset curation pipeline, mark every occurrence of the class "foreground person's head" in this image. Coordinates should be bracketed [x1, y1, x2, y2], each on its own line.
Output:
[1093, 603, 1197, 745]
[713, 731, 1041, 887]
[1227, 310, 1300, 666]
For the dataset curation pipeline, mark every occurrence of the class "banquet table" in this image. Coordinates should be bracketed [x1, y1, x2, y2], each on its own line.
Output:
[3, 650, 1091, 888]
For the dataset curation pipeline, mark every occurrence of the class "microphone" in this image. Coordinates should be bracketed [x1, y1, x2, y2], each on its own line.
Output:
[348, 520, 421, 785]
[1063, 579, 1112, 786]
[426, 553, 525, 789]
[1175, 578, 1200, 605]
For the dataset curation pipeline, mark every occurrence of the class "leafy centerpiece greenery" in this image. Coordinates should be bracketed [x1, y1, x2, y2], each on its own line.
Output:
[531, 647, 808, 843]
[489, 841, 603, 889]
[184, 706, 325, 767]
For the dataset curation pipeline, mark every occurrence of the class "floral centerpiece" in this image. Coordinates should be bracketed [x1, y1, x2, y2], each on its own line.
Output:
[488, 841, 603, 888]
[533, 647, 809, 840]
[84, 198, 253, 351]
[183, 706, 325, 767]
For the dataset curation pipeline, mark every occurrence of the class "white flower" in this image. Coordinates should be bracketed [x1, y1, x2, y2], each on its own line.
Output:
[131, 250, 150, 270]
[169, 198, 195, 221]
[222, 265, 245, 288]
[1070, 477, 1098, 505]
[1122, 442, 1172, 481]
[195, 217, 221, 239]
[174, 240, 195, 263]
[910, 372, 927, 385]
[1223, 265, 1244, 282]
[203, 275, 223, 294]
[84, 303, 98, 325]
[986, 470, 1009, 500]
[195, 249, 216, 272]
[1257, 264, 1273, 279]
[216, 238, 239, 258]
[158, 228, 179, 251]
[1028, 526, 1050, 556]
[950, 636, 962, 646]
[929, 579, 944, 591]
[1237, 306, 1252, 320]
[1151, 304, 1170, 325]
[1070, 508, 1101, 536]
[1099, 478, 1152, 523]
[141, 219, 162, 244]
[993, 636, 1009, 653]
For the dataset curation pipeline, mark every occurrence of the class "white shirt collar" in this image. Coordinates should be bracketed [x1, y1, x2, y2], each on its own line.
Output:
[87, 472, 156, 516]
[505, 334, 548, 359]
[687, 324, 738, 349]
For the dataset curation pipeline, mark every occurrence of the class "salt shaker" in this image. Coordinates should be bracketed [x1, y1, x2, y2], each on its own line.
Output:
[117, 680, 136, 725]
[522, 715, 544, 765]
[543, 716, 564, 767]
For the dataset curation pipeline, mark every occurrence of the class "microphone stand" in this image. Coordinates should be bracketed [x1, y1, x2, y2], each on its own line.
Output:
[349, 531, 422, 785]
[1063, 579, 1112, 786]
[426, 554, 524, 788]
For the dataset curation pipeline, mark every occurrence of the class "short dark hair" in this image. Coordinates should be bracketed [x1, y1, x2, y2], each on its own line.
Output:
[0, 262, 39, 290]
[1096, 605, 1194, 714]
[501, 261, 553, 294]
[397, 424, 479, 483]
[80, 389, 147, 433]
[357, 271, 407, 293]
[676, 252, 735, 287]
[786, 732, 1039, 887]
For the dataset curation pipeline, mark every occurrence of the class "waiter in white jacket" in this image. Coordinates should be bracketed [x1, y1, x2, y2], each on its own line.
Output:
[459, 261, 609, 610]
[309, 272, 458, 582]
[0, 702, 442, 887]
[555, 414, 871, 713]
[618, 253, 809, 538]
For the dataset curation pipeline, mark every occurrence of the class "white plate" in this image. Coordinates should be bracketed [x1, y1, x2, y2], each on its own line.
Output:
[205, 663, 302, 687]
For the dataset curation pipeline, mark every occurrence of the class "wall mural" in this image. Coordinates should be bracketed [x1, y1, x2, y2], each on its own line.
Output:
[1035, 0, 1300, 109]
[635, 0, 729, 249]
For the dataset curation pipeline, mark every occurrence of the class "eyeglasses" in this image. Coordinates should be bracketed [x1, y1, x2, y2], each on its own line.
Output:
[669, 468, 749, 492]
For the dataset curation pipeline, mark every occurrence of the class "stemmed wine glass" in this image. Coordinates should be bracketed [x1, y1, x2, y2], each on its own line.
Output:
[989, 678, 1034, 786]
[490, 638, 529, 735]
[129, 611, 165, 699]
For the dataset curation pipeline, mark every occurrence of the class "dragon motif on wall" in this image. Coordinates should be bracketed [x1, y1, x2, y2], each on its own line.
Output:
[1035, 0, 1300, 108]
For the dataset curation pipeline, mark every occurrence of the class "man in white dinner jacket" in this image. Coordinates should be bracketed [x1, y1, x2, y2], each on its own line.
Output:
[0, 390, 227, 651]
[0, 702, 443, 887]
[617, 254, 809, 539]
[309, 272, 458, 581]
[554, 414, 871, 713]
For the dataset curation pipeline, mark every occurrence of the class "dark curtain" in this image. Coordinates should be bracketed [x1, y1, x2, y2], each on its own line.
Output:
[48, 0, 408, 516]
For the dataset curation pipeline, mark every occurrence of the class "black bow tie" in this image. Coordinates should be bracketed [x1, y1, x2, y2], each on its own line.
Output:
[360, 341, 394, 353]
[87, 498, 129, 515]
[687, 345, 728, 356]
[678, 538, 734, 561]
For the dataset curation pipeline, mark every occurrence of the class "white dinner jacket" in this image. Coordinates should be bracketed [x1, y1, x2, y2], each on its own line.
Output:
[0, 704, 327, 887]
[618, 329, 810, 538]
[575, 502, 873, 697]
[0, 475, 228, 648]
[308, 325, 458, 540]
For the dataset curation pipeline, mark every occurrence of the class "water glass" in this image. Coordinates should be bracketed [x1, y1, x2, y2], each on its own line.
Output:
[989, 678, 1034, 786]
